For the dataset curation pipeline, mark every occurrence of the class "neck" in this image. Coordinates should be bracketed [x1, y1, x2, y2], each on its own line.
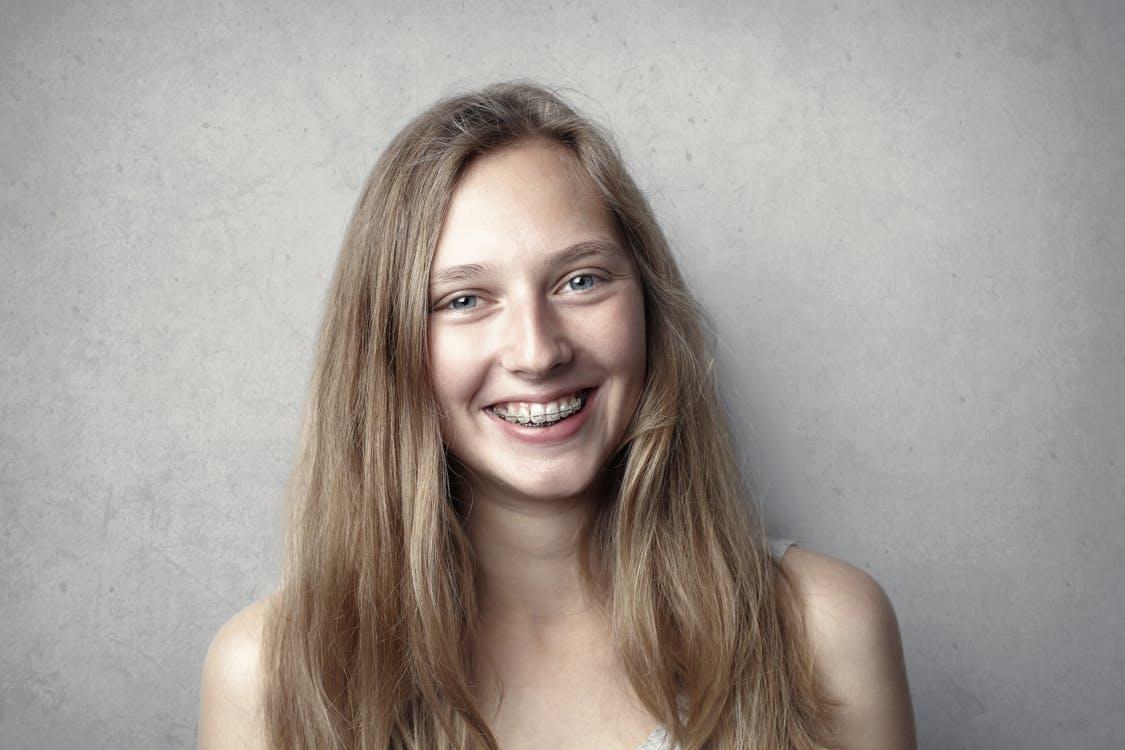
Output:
[460, 473, 611, 633]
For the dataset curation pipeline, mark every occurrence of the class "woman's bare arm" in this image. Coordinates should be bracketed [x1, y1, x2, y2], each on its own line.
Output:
[781, 547, 917, 749]
[198, 599, 269, 750]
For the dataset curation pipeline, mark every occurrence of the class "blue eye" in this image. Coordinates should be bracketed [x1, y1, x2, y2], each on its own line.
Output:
[448, 294, 479, 311]
[566, 274, 598, 292]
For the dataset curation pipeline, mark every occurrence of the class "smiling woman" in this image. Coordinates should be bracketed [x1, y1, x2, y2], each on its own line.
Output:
[428, 140, 647, 506]
[198, 82, 915, 750]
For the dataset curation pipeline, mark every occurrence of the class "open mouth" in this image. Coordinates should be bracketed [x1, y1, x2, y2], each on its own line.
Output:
[487, 388, 592, 428]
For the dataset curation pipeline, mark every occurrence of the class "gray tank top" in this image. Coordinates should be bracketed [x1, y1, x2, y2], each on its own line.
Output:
[634, 538, 797, 750]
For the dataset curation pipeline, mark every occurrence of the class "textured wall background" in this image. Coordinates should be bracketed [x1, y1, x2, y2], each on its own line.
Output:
[3, 1, 1123, 747]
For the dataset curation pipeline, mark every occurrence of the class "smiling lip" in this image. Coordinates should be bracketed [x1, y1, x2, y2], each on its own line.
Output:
[484, 387, 597, 445]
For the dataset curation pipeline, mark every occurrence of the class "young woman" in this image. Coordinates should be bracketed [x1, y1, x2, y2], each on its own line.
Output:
[198, 82, 916, 749]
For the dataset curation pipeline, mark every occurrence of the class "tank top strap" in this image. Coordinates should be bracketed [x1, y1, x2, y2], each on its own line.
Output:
[636, 725, 673, 750]
[768, 537, 797, 561]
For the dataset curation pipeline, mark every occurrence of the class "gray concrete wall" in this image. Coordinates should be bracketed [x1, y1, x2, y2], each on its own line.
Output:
[3, 1, 1122, 747]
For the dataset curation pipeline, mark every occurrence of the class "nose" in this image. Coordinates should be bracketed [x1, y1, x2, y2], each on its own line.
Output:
[499, 294, 573, 377]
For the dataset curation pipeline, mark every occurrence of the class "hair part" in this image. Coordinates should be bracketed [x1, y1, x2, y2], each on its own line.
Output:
[263, 80, 837, 749]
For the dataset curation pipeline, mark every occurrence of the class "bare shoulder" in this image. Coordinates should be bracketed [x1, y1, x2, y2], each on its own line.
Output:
[778, 547, 917, 750]
[198, 596, 274, 750]
[778, 546, 896, 638]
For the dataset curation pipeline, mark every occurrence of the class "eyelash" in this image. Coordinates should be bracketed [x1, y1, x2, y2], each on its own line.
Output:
[435, 273, 605, 314]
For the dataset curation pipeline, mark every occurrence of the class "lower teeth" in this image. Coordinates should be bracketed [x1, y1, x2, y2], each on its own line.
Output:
[527, 413, 571, 427]
[511, 408, 578, 428]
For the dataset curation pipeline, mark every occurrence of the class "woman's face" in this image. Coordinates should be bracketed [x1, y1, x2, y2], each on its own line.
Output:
[427, 139, 646, 506]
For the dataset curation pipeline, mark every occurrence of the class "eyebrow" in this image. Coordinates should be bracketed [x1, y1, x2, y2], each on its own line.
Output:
[429, 239, 627, 290]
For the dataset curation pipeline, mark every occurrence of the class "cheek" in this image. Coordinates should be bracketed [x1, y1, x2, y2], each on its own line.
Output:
[428, 327, 478, 413]
[587, 286, 647, 378]
[614, 287, 647, 368]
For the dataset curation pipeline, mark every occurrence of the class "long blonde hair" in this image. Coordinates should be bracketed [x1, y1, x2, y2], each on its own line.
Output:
[262, 81, 836, 749]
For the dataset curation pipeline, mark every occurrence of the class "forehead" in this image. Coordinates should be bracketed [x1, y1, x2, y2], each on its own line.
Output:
[431, 140, 623, 274]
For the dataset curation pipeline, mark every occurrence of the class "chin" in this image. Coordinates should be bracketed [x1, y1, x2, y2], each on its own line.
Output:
[502, 472, 596, 503]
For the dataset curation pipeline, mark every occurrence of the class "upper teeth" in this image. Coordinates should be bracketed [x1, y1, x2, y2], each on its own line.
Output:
[490, 390, 587, 425]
